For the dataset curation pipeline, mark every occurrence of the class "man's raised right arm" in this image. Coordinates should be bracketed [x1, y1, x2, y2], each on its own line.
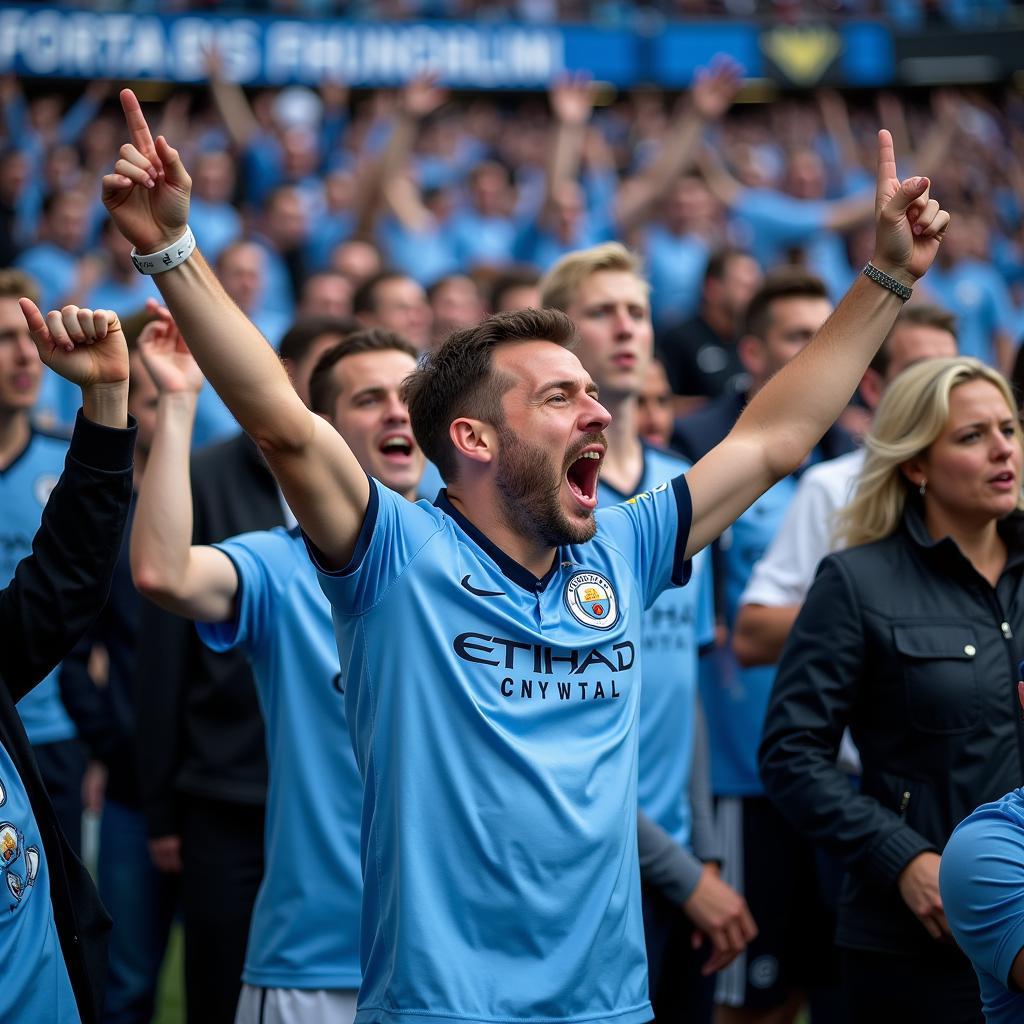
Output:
[103, 89, 367, 569]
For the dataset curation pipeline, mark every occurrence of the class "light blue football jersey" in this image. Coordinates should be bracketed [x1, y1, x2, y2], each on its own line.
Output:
[0, 430, 77, 745]
[942, 788, 1024, 1024]
[310, 475, 692, 1024]
[197, 527, 361, 989]
[598, 445, 713, 850]
[0, 742, 79, 1023]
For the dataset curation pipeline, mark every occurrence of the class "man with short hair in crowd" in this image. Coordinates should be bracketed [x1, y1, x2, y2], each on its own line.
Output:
[134, 313, 356, 1023]
[657, 247, 762, 415]
[132, 322, 424, 1024]
[733, 304, 959, 669]
[352, 270, 432, 352]
[543, 242, 756, 1023]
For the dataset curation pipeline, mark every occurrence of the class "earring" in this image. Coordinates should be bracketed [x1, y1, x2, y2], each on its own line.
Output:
[919, 479, 927, 497]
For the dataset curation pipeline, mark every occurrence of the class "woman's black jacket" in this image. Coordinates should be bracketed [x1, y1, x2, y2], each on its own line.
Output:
[759, 501, 1024, 957]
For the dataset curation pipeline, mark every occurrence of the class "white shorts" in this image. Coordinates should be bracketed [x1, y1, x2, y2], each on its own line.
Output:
[235, 984, 358, 1024]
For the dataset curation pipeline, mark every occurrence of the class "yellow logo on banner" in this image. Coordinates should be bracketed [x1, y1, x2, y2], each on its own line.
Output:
[761, 26, 841, 86]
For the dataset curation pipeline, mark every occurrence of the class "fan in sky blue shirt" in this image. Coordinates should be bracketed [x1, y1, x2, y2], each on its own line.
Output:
[922, 260, 1015, 366]
[308, 473, 693, 1024]
[642, 226, 710, 329]
[0, 743, 79, 1023]
[598, 444, 713, 850]
[729, 189, 855, 300]
[0, 429, 77, 748]
[941, 789, 1024, 1024]
[450, 209, 519, 270]
[198, 526, 361, 991]
[377, 214, 460, 287]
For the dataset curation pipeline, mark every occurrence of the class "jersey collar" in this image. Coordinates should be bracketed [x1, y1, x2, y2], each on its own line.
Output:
[434, 489, 562, 593]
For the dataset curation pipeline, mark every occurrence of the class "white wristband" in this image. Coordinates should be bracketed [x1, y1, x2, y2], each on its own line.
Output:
[131, 225, 196, 275]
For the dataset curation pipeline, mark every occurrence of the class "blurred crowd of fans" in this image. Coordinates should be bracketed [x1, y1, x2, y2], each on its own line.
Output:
[2, 66, 1024, 435]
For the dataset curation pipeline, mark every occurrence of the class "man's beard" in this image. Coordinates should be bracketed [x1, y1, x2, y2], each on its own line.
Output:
[494, 423, 600, 549]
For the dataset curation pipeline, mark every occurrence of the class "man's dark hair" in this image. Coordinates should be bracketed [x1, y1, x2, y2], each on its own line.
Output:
[403, 308, 578, 483]
[742, 268, 829, 341]
[309, 329, 418, 416]
[488, 267, 541, 313]
[868, 304, 958, 377]
[277, 315, 362, 365]
[352, 272, 411, 316]
[703, 247, 753, 286]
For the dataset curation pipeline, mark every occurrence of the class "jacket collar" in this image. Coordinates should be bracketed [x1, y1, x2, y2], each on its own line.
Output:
[903, 499, 1024, 574]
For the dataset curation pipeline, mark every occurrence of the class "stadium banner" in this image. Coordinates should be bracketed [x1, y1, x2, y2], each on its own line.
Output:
[892, 27, 1024, 85]
[0, 7, 638, 88]
[653, 20, 893, 87]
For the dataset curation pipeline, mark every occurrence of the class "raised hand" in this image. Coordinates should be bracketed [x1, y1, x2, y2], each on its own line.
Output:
[872, 129, 950, 284]
[136, 300, 204, 396]
[401, 72, 447, 119]
[689, 55, 743, 122]
[549, 72, 594, 127]
[18, 299, 130, 390]
[102, 89, 192, 255]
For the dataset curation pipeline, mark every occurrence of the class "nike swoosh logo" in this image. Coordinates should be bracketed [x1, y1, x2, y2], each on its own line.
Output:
[461, 575, 506, 598]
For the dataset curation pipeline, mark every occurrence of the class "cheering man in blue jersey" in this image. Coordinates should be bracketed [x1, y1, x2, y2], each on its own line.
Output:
[130, 316, 424, 1024]
[541, 241, 756, 1022]
[103, 89, 949, 1024]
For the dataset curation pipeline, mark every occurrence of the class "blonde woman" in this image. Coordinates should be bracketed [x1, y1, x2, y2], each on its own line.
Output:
[759, 357, 1024, 1023]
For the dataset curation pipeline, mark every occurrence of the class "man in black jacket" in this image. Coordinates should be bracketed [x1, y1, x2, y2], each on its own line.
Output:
[0, 296, 135, 1024]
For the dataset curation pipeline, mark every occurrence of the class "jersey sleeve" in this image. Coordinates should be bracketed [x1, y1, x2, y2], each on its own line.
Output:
[740, 469, 836, 607]
[196, 530, 294, 657]
[941, 807, 1024, 991]
[596, 474, 692, 608]
[304, 478, 442, 616]
[693, 548, 716, 649]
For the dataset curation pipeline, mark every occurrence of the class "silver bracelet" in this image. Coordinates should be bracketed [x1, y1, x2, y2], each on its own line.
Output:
[862, 261, 913, 301]
[131, 225, 196, 275]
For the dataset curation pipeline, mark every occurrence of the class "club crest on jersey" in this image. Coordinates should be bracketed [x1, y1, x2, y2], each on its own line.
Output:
[565, 571, 618, 630]
[0, 819, 38, 904]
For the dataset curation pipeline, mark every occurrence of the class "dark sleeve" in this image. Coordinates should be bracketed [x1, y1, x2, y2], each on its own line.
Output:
[758, 556, 935, 886]
[135, 602, 189, 838]
[58, 628, 117, 762]
[0, 411, 135, 703]
[689, 695, 722, 865]
[637, 811, 705, 905]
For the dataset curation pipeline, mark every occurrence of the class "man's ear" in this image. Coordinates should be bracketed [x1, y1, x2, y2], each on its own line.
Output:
[859, 368, 884, 412]
[736, 335, 765, 379]
[450, 418, 496, 466]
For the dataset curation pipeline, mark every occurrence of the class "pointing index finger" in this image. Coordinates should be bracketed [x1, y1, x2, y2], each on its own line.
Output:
[18, 297, 46, 335]
[876, 128, 897, 190]
[120, 88, 157, 160]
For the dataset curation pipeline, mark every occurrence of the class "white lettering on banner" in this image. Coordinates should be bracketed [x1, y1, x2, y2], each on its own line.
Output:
[171, 18, 260, 81]
[0, 8, 567, 86]
[22, 11, 62, 74]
